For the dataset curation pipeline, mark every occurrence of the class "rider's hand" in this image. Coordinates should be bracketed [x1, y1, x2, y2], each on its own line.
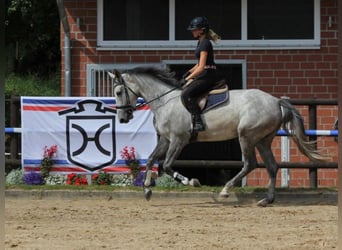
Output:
[180, 71, 191, 86]
[182, 71, 191, 79]
[179, 78, 186, 86]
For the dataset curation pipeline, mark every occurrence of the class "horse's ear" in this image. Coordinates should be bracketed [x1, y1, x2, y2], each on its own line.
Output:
[113, 69, 121, 79]
[107, 71, 116, 79]
[108, 69, 122, 80]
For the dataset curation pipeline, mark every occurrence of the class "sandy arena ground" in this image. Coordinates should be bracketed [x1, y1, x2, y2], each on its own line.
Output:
[5, 195, 337, 250]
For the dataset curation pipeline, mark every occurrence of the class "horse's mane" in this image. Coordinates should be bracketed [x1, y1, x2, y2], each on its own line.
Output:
[123, 67, 180, 87]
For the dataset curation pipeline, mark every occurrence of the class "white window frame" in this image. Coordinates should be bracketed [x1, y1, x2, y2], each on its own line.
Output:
[97, 0, 320, 51]
[86, 60, 246, 96]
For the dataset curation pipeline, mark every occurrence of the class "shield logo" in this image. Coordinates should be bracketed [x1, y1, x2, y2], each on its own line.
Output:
[59, 100, 116, 171]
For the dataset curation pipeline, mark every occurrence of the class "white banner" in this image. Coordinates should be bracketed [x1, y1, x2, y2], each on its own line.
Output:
[21, 97, 158, 174]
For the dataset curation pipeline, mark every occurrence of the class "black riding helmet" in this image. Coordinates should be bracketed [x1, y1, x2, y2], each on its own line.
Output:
[187, 16, 210, 31]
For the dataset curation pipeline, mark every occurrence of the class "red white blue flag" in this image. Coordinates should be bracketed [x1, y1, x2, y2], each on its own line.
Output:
[21, 97, 158, 174]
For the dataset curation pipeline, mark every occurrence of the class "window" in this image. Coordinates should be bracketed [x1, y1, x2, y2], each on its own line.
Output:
[97, 0, 320, 50]
[175, 0, 241, 40]
[103, 0, 169, 40]
[247, 0, 314, 40]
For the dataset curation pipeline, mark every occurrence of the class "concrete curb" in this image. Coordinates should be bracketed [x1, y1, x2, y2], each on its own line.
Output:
[5, 189, 338, 205]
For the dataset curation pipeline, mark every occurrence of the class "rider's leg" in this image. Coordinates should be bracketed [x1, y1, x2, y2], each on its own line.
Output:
[181, 80, 209, 132]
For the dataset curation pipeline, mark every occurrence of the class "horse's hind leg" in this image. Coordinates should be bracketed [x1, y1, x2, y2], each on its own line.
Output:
[220, 137, 257, 198]
[256, 134, 278, 206]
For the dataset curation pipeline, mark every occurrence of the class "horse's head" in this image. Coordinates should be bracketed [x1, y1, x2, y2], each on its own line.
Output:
[109, 67, 180, 123]
[108, 70, 138, 123]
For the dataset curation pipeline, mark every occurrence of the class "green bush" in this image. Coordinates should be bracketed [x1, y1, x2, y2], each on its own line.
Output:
[5, 74, 61, 97]
[6, 169, 25, 185]
[155, 173, 181, 188]
[5, 74, 61, 127]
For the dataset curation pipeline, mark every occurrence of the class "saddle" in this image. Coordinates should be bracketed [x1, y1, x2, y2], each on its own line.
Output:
[184, 79, 229, 113]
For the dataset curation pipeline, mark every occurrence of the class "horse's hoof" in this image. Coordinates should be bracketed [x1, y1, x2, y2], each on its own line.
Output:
[219, 192, 229, 199]
[144, 187, 152, 201]
[211, 193, 229, 203]
[189, 178, 201, 187]
[257, 198, 270, 207]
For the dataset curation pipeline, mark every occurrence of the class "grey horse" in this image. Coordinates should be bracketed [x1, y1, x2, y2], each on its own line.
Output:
[108, 67, 326, 206]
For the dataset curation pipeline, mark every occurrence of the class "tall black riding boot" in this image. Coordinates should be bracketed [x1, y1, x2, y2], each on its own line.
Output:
[192, 114, 205, 132]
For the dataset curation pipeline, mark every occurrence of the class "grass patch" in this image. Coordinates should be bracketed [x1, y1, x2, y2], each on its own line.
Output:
[5, 184, 221, 193]
[5, 184, 337, 193]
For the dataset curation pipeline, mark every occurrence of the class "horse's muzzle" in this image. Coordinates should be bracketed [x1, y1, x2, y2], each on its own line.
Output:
[119, 109, 134, 123]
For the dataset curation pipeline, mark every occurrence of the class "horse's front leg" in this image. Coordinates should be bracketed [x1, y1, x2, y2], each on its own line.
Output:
[143, 137, 169, 200]
[162, 138, 188, 183]
[162, 138, 201, 187]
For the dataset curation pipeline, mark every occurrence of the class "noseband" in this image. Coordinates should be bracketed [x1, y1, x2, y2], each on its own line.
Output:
[113, 76, 139, 111]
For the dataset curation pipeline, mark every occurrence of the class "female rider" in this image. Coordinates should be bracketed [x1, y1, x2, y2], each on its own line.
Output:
[181, 16, 221, 132]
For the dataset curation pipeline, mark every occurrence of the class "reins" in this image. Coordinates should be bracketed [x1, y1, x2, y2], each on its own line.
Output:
[135, 86, 180, 109]
[114, 74, 180, 110]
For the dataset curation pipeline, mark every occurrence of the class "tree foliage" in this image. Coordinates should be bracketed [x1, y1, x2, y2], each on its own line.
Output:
[5, 0, 60, 78]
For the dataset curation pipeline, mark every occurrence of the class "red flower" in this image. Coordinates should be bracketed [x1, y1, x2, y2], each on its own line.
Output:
[120, 146, 136, 161]
[66, 173, 88, 186]
[91, 171, 111, 185]
[81, 177, 88, 185]
[43, 145, 58, 158]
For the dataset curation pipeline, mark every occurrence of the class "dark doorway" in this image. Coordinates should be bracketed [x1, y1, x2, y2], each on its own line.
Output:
[167, 63, 243, 186]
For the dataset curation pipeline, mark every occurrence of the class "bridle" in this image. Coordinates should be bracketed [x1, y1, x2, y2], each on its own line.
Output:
[112, 75, 139, 111]
[112, 71, 180, 111]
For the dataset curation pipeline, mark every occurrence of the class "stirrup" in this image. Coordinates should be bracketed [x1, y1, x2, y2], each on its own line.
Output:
[193, 122, 205, 132]
[192, 116, 205, 132]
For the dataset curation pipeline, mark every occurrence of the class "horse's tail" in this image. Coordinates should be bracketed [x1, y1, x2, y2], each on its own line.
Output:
[278, 99, 328, 162]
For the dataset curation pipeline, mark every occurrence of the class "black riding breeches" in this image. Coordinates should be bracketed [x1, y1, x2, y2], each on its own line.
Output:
[181, 69, 217, 115]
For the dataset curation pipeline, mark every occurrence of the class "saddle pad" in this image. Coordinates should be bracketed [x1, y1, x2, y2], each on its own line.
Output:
[203, 91, 229, 113]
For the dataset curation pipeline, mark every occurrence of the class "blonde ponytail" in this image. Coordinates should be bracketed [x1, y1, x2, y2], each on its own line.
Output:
[207, 29, 221, 43]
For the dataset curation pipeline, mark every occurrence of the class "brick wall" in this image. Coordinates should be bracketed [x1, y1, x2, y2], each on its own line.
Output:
[61, 0, 338, 187]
